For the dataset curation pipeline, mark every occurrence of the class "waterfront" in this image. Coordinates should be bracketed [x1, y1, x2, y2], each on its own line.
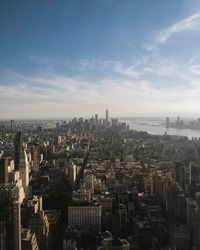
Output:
[119, 118, 200, 139]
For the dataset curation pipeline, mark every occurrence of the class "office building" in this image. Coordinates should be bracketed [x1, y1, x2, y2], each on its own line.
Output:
[106, 109, 109, 124]
[21, 229, 39, 250]
[19, 149, 30, 197]
[186, 197, 200, 249]
[117, 204, 127, 238]
[170, 224, 190, 250]
[11, 119, 14, 132]
[0, 158, 9, 184]
[14, 131, 23, 170]
[68, 202, 102, 234]
[0, 182, 24, 250]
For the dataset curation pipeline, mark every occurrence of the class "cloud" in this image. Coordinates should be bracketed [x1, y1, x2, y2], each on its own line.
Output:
[112, 62, 140, 77]
[29, 55, 50, 65]
[157, 12, 200, 43]
[63, 58, 186, 81]
[1, 59, 200, 119]
[2, 47, 200, 119]
[190, 64, 200, 74]
[79, 59, 97, 71]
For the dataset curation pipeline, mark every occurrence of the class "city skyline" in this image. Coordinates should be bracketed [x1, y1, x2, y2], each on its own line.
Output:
[1, 1, 200, 118]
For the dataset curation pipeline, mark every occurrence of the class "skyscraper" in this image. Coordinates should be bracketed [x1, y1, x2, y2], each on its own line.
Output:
[14, 131, 30, 197]
[14, 131, 23, 170]
[0, 182, 24, 250]
[68, 204, 102, 234]
[19, 150, 30, 197]
[11, 119, 14, 132]
[166, 117, 170, 128]
[95, 114, 98, 128]
[0, 158, 9, 184]
[106, 109, 109, 124]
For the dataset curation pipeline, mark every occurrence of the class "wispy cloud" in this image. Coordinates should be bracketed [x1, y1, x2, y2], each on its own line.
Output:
[190, 64, 200, 74]
[157, 12, 200, 43]
[29, 55, 51, 65]
[112, 62, 140, 77]
[1, 57, 200, 119]
[100, 57, 193, 83]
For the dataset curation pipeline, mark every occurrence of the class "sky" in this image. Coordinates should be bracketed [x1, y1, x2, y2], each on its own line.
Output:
[1, 0, 200, 119]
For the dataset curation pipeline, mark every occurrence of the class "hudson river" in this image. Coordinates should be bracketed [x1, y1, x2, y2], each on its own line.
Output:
[119, 118, 200, 139]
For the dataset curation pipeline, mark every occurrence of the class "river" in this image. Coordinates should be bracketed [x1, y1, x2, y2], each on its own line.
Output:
[119, 118, 200, 139]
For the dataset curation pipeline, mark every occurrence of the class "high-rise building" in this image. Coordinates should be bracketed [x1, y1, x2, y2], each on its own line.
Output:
[11, 119, 14, 132]
[21, 196, 49, 250]
[69, 163, 77, 187]
[21, 228, 39, 250]
[99, 232, 130, 250]
[144, 173, 153, 193]
[166, 181, 186, 224]
[117, 204, 127, 238]
[31, 145, 40, 173]
[95, 114, 98, 128]
[112, 118, 118, 127]
[170, 224, 190, 250]
[186, 197, 200, 249]
[19, 149, 30, 197]
[0, 182, 24, 250]
[68, 202, 102, 234]
[0, 158, 9, 184]
[166, 117, 170, 128]
[28, 210, 49, 250]
[106, 109, 109, 123]
[14, 131, 30, 197]
[14, 131, 23, 170]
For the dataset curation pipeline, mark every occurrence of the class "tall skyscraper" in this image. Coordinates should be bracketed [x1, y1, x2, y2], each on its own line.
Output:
[0, 182, 24, 250]
[14, 131, 23, 170]
[14, 131, 30, 197]
[11, 119, 14, 132]
[95, 114, 98, 128]
[106, 109, 109, 123]
[32, 145, 40, 173]
[186, 197, 200, 248]
[19, 150, 30, 197]
[117, 204, 127, 238]
[166, 117, 170, 128]
[170, 224, 190, 250]
[0, 158, 9, 184]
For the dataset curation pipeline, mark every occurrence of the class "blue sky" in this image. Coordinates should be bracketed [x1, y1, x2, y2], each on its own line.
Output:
[1, 0, 200, 119]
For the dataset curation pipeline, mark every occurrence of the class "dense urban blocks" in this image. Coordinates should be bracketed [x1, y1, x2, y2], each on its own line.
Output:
[0, 112, 200, 249]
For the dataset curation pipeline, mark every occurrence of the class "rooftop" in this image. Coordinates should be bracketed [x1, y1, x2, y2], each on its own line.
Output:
[44, 210, 61, 225]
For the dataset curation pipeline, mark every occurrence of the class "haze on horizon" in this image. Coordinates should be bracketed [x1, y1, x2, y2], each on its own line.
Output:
[1, 0, 200, 119]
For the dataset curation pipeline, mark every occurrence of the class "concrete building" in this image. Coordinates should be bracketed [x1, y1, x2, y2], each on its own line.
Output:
[0, 158, 9, 184]
[111, 239, 130, 250]
[29, 210, 49, 250]
[14, 131, 23, 170]
[68, 202, 102, 234]
[106, 109, 109, 124]
[117, 204, 127, 238]
[186, 197, 200, 249]
[0, 182, 25, 250]
[19, 149, 30, 197]
[170, 224, 190, 250]
[69, 163, 77, 186]
[21, 228, 39, 250]
[144, 173, 153, 193]
[32, 145, 41, 172]
[166, 181, 186, 223]
[99, 232, 130, 250]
